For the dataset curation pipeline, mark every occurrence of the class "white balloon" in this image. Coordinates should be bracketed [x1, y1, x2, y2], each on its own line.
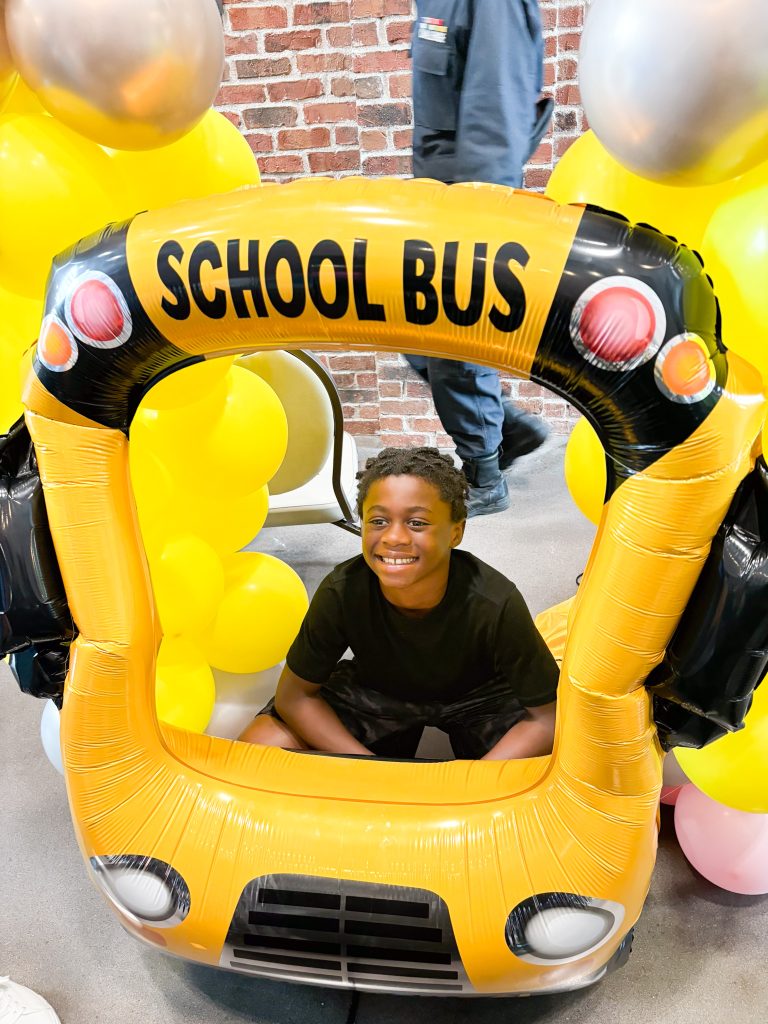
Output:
[40, 699, 64, 775]
[580, 0, 768, 186]
[662, 750, 689, 790]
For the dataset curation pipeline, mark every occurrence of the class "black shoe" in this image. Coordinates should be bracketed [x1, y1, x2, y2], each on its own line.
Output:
[466, 477, 510, 517]
[499, 402, 549, 471]
[463, 452, 511, 518]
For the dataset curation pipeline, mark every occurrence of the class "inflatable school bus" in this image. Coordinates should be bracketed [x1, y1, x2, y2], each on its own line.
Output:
[13, 179, 767, 995]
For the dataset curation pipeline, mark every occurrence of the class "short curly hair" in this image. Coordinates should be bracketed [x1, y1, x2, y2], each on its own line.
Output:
[356, 447, 468, 522]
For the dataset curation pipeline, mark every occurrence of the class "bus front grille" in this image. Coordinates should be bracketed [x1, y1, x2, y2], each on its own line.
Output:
[221, 874, 471, 994]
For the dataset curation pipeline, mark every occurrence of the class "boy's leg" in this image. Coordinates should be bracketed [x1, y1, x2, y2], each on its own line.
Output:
[437, 678, 527, 760]
[321, 662, 427, 758]
[238, 709, 309, 749]
[239, 662, 428, 758]
[368, 724, 426, 758]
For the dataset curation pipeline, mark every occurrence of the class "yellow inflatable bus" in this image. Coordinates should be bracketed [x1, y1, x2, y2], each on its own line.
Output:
[19, 179, 765, 996]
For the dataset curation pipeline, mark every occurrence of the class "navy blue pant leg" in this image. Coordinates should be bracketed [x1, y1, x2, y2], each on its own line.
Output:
[404, 355, 504, 462]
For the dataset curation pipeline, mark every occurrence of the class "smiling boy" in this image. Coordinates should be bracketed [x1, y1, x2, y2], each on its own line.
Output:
[239, 447, 558, 760]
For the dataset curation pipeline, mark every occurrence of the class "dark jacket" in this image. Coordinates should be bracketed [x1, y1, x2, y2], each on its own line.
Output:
[412, 0, 552, 187]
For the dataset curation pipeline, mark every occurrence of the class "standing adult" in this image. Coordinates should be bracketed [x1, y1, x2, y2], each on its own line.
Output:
[406, 0, 553, 516]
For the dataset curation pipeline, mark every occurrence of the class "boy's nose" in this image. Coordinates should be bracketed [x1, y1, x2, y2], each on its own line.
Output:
[383, 522, 409, 545]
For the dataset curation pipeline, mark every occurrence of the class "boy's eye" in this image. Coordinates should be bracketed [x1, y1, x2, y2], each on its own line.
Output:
[368, 517, 387, 527]
[409, 519, 428, 528]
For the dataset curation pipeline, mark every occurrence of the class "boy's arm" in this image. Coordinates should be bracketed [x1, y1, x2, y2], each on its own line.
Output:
[275, 664, 374, 757]
[480, 701, 556, 761]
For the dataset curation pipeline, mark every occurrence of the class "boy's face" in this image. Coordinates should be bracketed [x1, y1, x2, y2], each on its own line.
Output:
[361, 475, 465, 603]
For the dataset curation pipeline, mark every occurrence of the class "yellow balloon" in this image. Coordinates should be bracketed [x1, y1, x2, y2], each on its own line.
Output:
[150, 482, 269, 557]
[129, 438, 175, 556]
[563, 418, 606, 525]
[547, 130, 737, 251]
[132, 367, 286, 500]
[106, 109, 260, 214]
[131, 369, 274, 555]
[151, 534, 225, 637]
[676, 678, 768, 814]
[140, 357, 234, 412]
[132, 430, 269, 555]
[17, 342, 33, 398]
[0, 2, 15, 113]
[203, 367, 288, 493]
[238, 350, 334, 495]
[130, 375, 229, 531]
[0, 279, 43, 348]
[183, 484, 270, 556]
[1, 74, 46, 116]
[203, 552, 309, 674]
[0, 71, 14, 114]
[700, 180, 768, 381]
[0, 281, 41, 427]
[0, 114, 125, 296]
[0, 343, 24, 429]
[155, 635, 216, 734]
[154, 366, 287, 499]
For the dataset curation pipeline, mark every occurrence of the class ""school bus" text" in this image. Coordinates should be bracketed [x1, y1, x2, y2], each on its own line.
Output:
[157, 237, 530, 333]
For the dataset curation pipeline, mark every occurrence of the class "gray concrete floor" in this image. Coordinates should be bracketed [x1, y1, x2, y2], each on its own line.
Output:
[2, 438, 766, 1023]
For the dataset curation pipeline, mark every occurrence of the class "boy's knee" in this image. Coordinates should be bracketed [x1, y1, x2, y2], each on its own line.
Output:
[238, 714, 307, 750]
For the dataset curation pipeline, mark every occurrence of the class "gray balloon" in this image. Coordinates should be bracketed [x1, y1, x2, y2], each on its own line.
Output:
[579, 0, 768, 185]
[0, 0, 16, 108]
[6, 0, 224, 150]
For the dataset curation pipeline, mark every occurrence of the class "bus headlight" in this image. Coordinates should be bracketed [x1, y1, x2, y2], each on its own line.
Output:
[505, 892, 625, 966]
[90, 855, 190, 928]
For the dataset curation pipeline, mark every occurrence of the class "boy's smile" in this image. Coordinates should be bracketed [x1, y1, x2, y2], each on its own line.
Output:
[361, 475, 465, 612]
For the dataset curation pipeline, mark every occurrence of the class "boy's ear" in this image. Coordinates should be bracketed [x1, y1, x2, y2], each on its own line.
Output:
[451, 519, 466, 546]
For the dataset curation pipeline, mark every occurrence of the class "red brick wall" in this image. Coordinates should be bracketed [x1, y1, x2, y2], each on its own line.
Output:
[217, 0, 588, 445]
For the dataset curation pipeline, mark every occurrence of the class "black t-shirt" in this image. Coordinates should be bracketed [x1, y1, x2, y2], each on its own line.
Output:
[286, 550, 559, 706]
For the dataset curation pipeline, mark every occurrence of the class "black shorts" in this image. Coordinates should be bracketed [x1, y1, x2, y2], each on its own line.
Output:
[259, 660, 527, 760]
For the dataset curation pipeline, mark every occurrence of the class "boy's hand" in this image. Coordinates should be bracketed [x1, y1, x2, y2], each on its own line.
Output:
[481, 701, 557, 760]
[276, 665, 374, 757]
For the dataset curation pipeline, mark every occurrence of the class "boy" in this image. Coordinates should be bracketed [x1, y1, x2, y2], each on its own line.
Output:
[239, 447, 558, 760]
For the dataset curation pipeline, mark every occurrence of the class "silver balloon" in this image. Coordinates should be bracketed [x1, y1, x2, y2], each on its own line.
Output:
[5, 0, 224, 150]
[579, 0, 768, 186]
[0, 0, 17, 110]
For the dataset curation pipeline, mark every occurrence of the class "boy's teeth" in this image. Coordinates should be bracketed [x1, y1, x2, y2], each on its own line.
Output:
[381, 556, 417, 564]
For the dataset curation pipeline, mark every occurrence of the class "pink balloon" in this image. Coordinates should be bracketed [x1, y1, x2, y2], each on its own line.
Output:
[660, 785, 683, 806]
[674, 785, 768, 895]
